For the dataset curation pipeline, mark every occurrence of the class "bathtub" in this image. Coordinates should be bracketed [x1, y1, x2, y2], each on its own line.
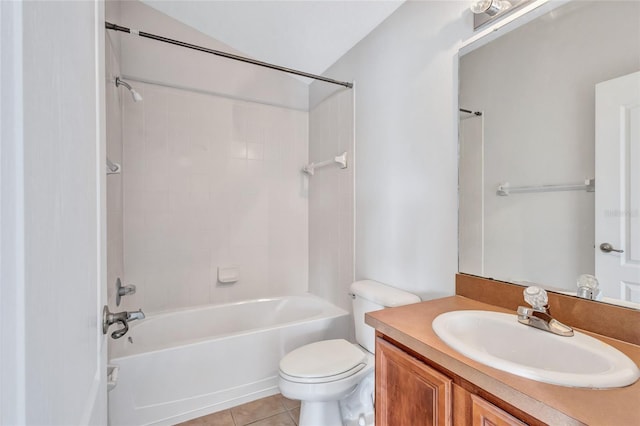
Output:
[108, 294, 349, 425]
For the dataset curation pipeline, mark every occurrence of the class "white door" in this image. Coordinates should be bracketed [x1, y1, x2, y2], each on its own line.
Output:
[595, 71, 640, 302]
[0, 1, 108, 424]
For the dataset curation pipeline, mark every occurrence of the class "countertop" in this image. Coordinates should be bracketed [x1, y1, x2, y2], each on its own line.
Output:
[365, 296, 640, 425]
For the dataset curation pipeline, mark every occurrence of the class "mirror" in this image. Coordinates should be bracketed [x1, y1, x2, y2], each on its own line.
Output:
[458, 1, 640, 308]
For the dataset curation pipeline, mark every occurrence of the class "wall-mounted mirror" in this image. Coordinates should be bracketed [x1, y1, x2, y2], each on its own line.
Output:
[458, 1, 640, 308]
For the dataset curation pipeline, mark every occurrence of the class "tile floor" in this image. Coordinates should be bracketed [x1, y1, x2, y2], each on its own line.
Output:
[178, 394, 300, 426]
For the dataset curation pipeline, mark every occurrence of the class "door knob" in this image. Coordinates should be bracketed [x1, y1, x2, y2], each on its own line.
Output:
[599, 242, 624, 253]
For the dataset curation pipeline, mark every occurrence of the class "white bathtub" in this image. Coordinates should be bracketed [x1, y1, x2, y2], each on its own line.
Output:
[107, 294, 349, 425]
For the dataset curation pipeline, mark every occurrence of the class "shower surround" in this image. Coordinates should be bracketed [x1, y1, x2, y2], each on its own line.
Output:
[105, 0, 312, 316]
[121, 82, 309, 313]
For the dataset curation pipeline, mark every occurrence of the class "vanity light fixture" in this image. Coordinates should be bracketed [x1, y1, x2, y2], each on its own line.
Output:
[471, 0, 512, 16]
[470, 0, 532, 30]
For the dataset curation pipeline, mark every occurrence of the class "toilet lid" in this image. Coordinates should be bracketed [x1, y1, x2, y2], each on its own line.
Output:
[279, 339, 367, 382]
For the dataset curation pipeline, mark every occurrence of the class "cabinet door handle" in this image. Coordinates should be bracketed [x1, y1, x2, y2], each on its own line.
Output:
[600, 243, 624, 253]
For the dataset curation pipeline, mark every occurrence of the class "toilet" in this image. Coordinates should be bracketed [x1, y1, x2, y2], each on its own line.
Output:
[278, 280, 421, 426]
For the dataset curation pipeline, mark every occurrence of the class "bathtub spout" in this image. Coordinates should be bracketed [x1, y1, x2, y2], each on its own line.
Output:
[127, 309, 145, 322]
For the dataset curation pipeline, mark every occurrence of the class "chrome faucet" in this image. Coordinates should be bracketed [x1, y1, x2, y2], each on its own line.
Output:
[102, 306, 145, 339]
[127, 309, 145, 321]
[517, 286, 574, 337]
[576, 274, 601, 301]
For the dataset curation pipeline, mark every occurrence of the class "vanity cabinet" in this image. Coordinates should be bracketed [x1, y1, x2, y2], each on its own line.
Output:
[375, 337, 531, 426]
[376, 337, 452, 426]
[468, 394, 526, 426]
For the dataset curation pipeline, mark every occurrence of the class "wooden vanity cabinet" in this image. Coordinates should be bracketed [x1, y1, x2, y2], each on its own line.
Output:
[375, 337, 530, 426]
[453, 386, 527, 426]
[376, 337, 452, 426]
[469, 394, 527, 426]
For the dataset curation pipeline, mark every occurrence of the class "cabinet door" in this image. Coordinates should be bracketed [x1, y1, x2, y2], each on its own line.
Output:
[376, 338, 452, 426]
[470, 394, 527, 426]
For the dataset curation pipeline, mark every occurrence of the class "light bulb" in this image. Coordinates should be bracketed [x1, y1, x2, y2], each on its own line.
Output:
[470, 0, 511, 16]
[471, 0, 493, 14]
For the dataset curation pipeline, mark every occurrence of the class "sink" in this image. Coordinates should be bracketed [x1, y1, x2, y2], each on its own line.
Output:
[432, 310, 640, 388]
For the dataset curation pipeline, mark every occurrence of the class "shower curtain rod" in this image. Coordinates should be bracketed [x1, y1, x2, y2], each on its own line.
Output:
[105, 22, 353, 89]
[459, 108, 482, 116]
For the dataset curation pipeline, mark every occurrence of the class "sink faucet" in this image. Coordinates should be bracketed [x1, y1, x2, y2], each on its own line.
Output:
[576, 274, 601, 301]
[517, 286, 574, 337]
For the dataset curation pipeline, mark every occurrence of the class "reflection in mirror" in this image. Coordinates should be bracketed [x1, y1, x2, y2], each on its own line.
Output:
[458, 1, 640, 309]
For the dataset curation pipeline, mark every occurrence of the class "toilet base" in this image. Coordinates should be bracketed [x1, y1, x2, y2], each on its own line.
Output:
[299, 400, 342, 426]
[278, 346, 375, 426]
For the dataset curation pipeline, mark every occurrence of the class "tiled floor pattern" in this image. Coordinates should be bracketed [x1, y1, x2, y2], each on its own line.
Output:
[178, 394, 300, 426]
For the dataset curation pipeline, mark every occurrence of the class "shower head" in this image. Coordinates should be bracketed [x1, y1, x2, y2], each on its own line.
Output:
[115, 77, 143, 102]
[130, 89, 143, 102]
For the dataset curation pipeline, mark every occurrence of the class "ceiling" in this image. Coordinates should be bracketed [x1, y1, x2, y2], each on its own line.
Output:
[142, 1, 405, 80]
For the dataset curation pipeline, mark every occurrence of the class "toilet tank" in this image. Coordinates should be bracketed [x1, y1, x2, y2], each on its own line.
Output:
[350, 280, 421, 353]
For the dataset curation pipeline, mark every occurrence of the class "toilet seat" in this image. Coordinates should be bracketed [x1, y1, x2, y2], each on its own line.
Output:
[279, 339, 368, 384]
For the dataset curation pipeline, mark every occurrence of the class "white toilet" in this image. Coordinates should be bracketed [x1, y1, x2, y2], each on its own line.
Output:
[278, 280, 421, 426]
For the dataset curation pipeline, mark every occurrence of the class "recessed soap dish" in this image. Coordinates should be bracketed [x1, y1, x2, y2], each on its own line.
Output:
[107, 364, 119, 392]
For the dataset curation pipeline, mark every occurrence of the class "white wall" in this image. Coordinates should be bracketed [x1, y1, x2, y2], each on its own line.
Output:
[311, 1, 473, 300]
[118, 1, 308, 111]
[459, 1, 640, 290]
[308, 89, 355, 314]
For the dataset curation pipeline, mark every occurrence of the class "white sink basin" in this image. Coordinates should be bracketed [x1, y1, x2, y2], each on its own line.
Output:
[432, 310, 640, 388]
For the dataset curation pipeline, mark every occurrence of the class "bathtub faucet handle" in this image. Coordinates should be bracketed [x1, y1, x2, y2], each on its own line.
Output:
[119, 284, 136, 296]
[103, 305, 129, 339]
[116, 278, 137, 306]
[111, 319, 129, 340]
